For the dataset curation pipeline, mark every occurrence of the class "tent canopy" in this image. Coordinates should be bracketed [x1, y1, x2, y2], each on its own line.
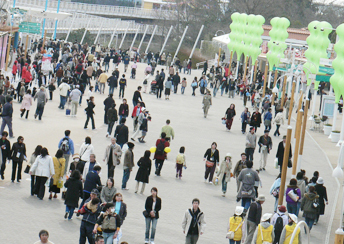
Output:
[18, 7, 72, 20]
[212, 33, 230, 45]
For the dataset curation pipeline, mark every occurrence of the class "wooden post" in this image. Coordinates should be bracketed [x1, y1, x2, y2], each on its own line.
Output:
[288, 81, 296, 125]
[217, 47, 221, 67]
[271, 70, 278, 105]
[278, 126, 293, 206]
[42, 30, 47, 53]
[243, 56, 248, 82]
[5, 35, 12, 71]
[262, 63, 268, 97]
[294, 91, 303, 139]
[24, 34, 29, 60]
[253, 60, 258, 83]
[292, 109, 304, 177]
[297, 99, 309, 173]
[281, 76, 287, 106]
[229, 51, 233, 74]
[335, 232, 344, 244]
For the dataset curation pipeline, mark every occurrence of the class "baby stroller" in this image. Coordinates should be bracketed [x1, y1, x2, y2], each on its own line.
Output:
[131, 68, 136, 79]
[149, 80, 158, 95]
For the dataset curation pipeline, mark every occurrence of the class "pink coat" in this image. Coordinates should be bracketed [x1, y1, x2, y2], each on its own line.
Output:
[20, 94, 32, 110]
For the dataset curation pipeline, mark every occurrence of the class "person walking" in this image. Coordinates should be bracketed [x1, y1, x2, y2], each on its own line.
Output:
[103, 137, 122, 178]
[175, 146, 186, 179]
[0, 96, 14, 138]
[29, 148, 55, 200]
[144, 187, 162, 244]
[82, 154, 101, 181]
[113, 193, 127, 244]
[114, 118, 129, 148]
[172, 72, 181, 94]
[58, 130, 74, 175]
[64, 169, 83, 220]
[252, 213, 274, 244]
[132, 102, 142, 132]
[81, 166, 102, 208]
[296, 172, 306, 216]
[119, 74, 127, 99]
[233, 153, 248, 192]
[227, 206, 245, 244]
[181, 77, 187, 94]
[314, 177, 328, 225]
[285, 178, 301, 215]
[27, 145, 42, 196]
[250, 108, 262, 132]
[84, 96, 96, 130]
[245, 127, 257, 161]
[203, 142, 220, 184]
[58, 80, 70, 110]
[300, 185, 319, 231]
[107, 71, 118, 95]
[273, 111, 284, 137]
[131, 108, 147, 141]
[20, 90, 32, 119]
[225, 104, 236, 130]
[237, 161, 261, 209]
[79, 136, 95, 164]
[132, 86, 143, 107]
[103, 94, 115, 124]
[191, 77, 198, 96]
[69, 85, 82, 117]
[244, 195, 265, 244]
[154, 132, 169, 176]
[241, 107, 251, 134]
[257, 130, 272, 171]
[269, 173, 282, 212]
[264, 108, 273, 132]
[34, 86, 48, 120]
[217, 153, 232, 197]
[11, 136, 26, 183]
[48, 149, 65, 200]
[106, 104, 118, 137]
[164, 77, 172, 100]
[271, 205, 288, 244]
[181, 198, 206, 244]
[279, 214, 301, 244]
[0, 131, 11, 180]
[118, 98, 129, 123]
[161, 119, 175, 142]
[135, 150, 152, 194]
[276, 136, 292, 172]
[121, 142, 134, 190]
[202, 90, 212, 118]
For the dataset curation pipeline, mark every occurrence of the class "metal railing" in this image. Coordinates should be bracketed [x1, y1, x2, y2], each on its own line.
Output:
[10, 0, 175, 19]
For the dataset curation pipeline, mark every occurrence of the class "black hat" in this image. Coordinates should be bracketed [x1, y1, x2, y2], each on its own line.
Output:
[127, 142, 135, 149]
[264, 130, 270, 133]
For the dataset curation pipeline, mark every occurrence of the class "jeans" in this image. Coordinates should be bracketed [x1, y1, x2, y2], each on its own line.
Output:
[35, 104, 45, 120]
[103, 232, 115, 244]
[241, 197, 252, 210]
[1, 116, 13, 137]
[221, 87, 225, 96]
[11, 161, 23, 181]
[181, 86, 185, 94]
[119, 115, 127, 124]
[287, 203, 298, 215]
[79, 221, 95, 244]
[34, 176, 48, 199]
[192, 87, 196, 96]
[66, 205, 75, 220]
[145, 217, 158, 242]
[274, 124, 281, 136]
[213, 87, 218, 97]
[222, 173, 227, 193]
[296, 202, 301, 216]
[119, 87, 125, 98]
[107, 121, 115, 135]
[104, 62, 109, 72]
[305, 217, 315, 231]
[245, 148, 255, 161]
[57, 77, 62, 86]
[242, 122, 247, 133]
[59, 95, 67, 109]
[230, 240, 241, 244]
[84, 114, 95, 129]
[265, 123, 271, 132]
[155, 159, 165, 175]
[185, 234, 199, 244]
[109, 86, 115, 95]
[122, 168, 131, 189]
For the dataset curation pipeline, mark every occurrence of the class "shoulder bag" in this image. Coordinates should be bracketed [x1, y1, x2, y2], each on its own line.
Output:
[226, 219, 243, 239]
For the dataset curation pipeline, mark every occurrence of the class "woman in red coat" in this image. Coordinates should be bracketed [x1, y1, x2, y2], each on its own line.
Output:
[12, 61, 18, 81]
[154, 132, 169, 176]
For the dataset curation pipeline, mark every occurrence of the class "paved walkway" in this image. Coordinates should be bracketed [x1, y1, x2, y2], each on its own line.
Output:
[0, 61, 338, 243]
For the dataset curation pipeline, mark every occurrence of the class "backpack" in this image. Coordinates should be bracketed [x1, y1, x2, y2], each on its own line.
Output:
[59, 137, 70, 153]
[156, 140, 166, 155]
[274, 214, 284, 242]
[76, 64, 83, 73]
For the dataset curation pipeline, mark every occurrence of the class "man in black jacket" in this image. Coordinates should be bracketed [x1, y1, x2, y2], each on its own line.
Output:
[107, 72, 118, 95]
[172, 72, 181, 94]
[276, 135, 292, 172]
[103, 94, 115, 124]
[0, 131, 10, 179]
[244, 195, 265, 244]
[114, 118, 129, 148]
[0, 96, 13, 138]
[258, 130, 273, 171]
[132, 86, 143, 107]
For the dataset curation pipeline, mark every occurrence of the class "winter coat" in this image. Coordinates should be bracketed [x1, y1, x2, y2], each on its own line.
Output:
[285, 185, 301, 205]
[30, 155, 55, 178]
[202, 94, 212, 106]
[301, 192, 319, 220]
[103, 143, 122, 166]
[114, 124, 129, 144]
[217, 160, 232, 183]
[100, 186, 117, 203]
[79, 143, 95, 162]
[276, 141, 292, 165]
[107, 108, 118, 123]
[226, 108, 236, 120]
[315, 184, 327, 215]
[11, 142, 26, 162]
[181, 208, 206, 236]
[52, 157, 65, 185]
[118, 103, 129, 117]
[237, 168, 260, 199]
[64, 176, 83, 208]
[135, 157, 151, 183]
[21, 94, 32, 110]
[250, 112, 262, 127]
[154, 139, 169, 160]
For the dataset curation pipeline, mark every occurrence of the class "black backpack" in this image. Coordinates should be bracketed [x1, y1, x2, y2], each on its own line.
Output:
[156, 140, 165, 155]
[273, 214, 284, 244]
[76, 64, 83, 73]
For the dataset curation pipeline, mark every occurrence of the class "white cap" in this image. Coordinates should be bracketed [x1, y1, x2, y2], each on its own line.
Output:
[289, 213, 298, 223]
[225, 153, 232, 158]
[261, 213, 273, 222]
[234, 206, 244, 216]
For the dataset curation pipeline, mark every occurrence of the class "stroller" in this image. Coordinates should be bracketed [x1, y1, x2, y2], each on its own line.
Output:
[131, 68, 136, 79]
[149, 80, 158, 95]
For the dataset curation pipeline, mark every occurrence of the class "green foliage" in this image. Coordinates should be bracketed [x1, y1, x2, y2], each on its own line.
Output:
[60, 28, 95, 44]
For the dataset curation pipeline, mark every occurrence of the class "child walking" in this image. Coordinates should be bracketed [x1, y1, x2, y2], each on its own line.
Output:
[176, 146, 186, 179]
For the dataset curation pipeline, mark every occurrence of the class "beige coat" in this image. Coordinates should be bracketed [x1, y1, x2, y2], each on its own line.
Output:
[217, 160, 232, 183]
[52, 157, 65, 185]
[103, 143, 122, 166]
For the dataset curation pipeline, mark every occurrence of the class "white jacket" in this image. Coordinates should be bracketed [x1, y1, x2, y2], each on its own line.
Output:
[59, 83, 70, 97]
[79, 143, 95, 162]
[82, 161, 101, 180]
[181, 208, 206, 236]
[30, 155, 55, 178]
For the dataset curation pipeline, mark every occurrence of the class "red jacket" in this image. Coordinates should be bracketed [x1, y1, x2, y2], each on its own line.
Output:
[131, 105, 142, 118]
[12, 64, 17, 75]
[154, 139, 169, 160]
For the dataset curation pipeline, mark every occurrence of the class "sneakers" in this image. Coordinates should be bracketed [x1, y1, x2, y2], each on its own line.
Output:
[209, 181, 213, 184]
[122, 188, 129, 191]
[222, 193, 226, 197]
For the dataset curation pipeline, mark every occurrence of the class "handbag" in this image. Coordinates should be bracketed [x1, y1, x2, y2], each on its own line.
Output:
[241, 189, 253, 196]
[287, 189, 299, 202]
[312, 199, 319, 209]
[24, 165, 30, 174]
[57, 178, 63, 189]
[206, 161, 214, 168]
[274, 158, 279, 169]
[226, 219, 243, 239]
[143, 210, 150, 218]
[271, 187, 280, 198]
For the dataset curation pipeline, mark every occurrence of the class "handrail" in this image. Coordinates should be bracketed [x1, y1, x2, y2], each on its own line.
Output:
[289, 221, 310, 244]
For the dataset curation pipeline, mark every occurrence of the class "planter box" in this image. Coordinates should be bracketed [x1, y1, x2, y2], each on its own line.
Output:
[324, 125, 332, 135]
[331, 132, 340, 143]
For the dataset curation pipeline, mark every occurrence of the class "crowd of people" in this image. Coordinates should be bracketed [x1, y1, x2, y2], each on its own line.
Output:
[0, 38, 330, 244]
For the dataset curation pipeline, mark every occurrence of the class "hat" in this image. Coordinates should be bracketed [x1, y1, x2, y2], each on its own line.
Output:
[91, 189, 99, 195]
[264, 130, 270, 133]
[257, 195, 265, 202]
[278, 205, 287, 213]
[289, 213, 298, 223]
[234, 206, 244, 216]
[225, 153, 232, 158]
[127, 142, 135, 149]
[76, 85, 80, 88]
[261, 213, 273, 222]
[316, 177, 324, 184]
[141, 107, 146, 111]
[72, 154, 80, 159]
[25, 63, 28, 66]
